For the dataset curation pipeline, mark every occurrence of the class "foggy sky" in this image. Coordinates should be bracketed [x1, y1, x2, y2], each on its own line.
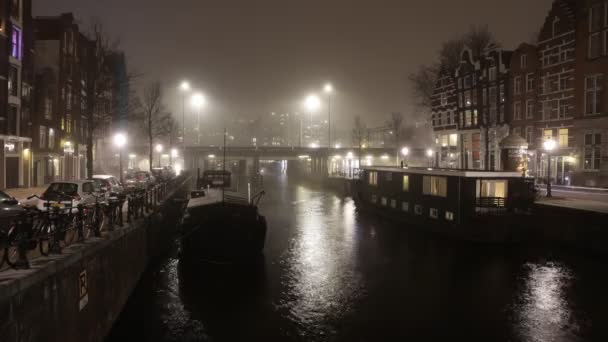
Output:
[34, 0, 553, 127]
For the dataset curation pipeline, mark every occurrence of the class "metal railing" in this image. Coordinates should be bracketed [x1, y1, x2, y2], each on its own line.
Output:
[475, 197, 506, 208]
[0, 176, 184, 271]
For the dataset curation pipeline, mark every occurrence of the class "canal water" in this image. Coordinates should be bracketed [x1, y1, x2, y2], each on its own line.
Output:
[107, 173, 608, 341]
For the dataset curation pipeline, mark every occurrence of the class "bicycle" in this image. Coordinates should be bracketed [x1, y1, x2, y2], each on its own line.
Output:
[81, 192, 107, 238]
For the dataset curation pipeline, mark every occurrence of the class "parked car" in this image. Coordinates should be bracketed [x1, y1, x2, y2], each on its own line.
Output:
[0, 191, 25, 218]
[151, 167, 175, 182]
[91, 175, 124, 198]
[31, 181, 103, 211]
[124, 171, 156, 192]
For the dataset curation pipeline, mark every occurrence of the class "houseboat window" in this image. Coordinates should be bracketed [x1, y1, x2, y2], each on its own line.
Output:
[385, 172, 392, 181]
[445, 211, 454, 221]
[402, 175, 409, 191]
[368, 171, 378, 186]
[423, 176, 447, 197]
[371, 195, 377, 203]
[414, 205, 423, 215]
[381, 197, 387, 206]
[390, 199, 396, 208]
[430, 208, 439, 219]
[476, 180, 508, 198]
[402, 202, 409, 212]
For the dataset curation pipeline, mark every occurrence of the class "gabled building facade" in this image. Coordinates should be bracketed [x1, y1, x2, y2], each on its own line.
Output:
[430, 66, 459, 168]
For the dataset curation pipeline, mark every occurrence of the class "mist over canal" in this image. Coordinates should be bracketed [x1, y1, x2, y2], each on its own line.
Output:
[107, 172, 608, 341]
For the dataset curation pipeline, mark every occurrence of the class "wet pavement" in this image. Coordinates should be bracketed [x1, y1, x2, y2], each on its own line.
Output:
[107, 174, 608, 341]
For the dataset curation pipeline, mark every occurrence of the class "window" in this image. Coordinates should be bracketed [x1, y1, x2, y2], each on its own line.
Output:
[48, 128, 55, 149]
[489, 67, 497, 82]
[482, 88, 487, 105]
[423, 176, 447, 197]
[526, 74, 535, 92]
[385, 172, 392, 181]
[414, 205, 423, 215]
[445, 211, 454, 221]
[585, 75, 603, 115]
[7, 106, 17, 135]
[440, 92, 448, 106]
[525, 126, 534, 145]
[553, 18, 560, 37]
[526, 100, 534, 119]
[44, 98, 52, 120]
[584, 133, 602, 170]
[390, 199, 397, 209]
[514, 76, 522, 95]
[499, 84, 505, 103]
[559, 100, 568, 119]
[589, 3, 607, 58]
[66, 85, 72, 111]
[39, 126, 47, 149]
[368, 171, 378, 186]
[8, 66, 18, 96]
[449, 134, 458, 147]
[11, 25, 22, 59]
[381, 197, 387, 206]
[544, 129, 553, 141]
[514, 102, 522, 120]
[371, 195, 377, 203]
[402, 175, 409, 192]
[489, 86, 497, 105]
[82, 182, 95, 194]
[558, 128, 568, 148]
[513, 127, 521, 137]
[476, 180, 508, 199]
[430, 208, 439, 219]
[521, 54, 527, 68]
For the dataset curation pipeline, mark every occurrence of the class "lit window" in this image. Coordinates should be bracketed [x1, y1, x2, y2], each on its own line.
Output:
[390, 199, 396, 209]
[449, 134, 458, 147]
[381, 197, 387, 206]
[445, 211, 454, 221]
[414, 205, 423, 215]
[402, 202, 409, 212]
[520, 54, 527, 68]
[559, 129, 568, 148]
[368, 171, 378, 186]
[402, 175, 409, 192]
[430, 208, 439, 219]
[476, 180, 508, 199]
[423, 176, 447, 197]
[11, 25, 22, 59]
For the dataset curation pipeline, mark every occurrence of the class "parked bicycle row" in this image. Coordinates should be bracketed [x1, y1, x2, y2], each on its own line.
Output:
[0, 176, 179, 271]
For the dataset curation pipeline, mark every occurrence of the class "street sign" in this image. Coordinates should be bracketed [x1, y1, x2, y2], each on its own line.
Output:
[79, 269, 89, 311]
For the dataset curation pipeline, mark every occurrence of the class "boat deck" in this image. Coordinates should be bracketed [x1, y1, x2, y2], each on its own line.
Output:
[187, 189, 249, 209]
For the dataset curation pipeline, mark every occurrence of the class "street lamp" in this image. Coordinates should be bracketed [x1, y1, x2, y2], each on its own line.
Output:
[543, 139, 556, 197]
[304, 94, 320, 146]
[179, 81, 191, 162]
[170, 148, 178, 167]
[191, 93, 206, 145]
[113, 133, 127, 183]
[155, 144, 163, 168]
[401, 147, 409, 167]
[324, 83, 333, 148]
[427, 148, 434, 167]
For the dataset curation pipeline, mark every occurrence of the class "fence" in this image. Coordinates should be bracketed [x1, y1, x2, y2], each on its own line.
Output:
[0, 175, 185, 271]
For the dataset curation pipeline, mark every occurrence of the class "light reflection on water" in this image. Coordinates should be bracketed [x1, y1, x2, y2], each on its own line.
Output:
[108, 176, 607, 342]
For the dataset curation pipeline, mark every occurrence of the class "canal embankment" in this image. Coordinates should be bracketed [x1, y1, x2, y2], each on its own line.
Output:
[0, 176, 190, 342]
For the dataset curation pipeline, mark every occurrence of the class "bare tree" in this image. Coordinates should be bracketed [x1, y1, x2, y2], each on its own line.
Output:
[352, 116, 367, 171]
[139, 81, 172, 171]
[408, 64, 439, 113]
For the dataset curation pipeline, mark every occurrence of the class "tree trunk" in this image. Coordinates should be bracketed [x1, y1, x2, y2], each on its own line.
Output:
[148, 115, 153, 171]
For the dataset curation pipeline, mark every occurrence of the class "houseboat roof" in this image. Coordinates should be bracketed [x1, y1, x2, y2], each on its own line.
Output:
[362, 166, 523, 179]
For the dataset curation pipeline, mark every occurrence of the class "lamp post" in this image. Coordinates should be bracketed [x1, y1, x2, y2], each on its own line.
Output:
[171, 148, 178, 167]
[401, 147, 409, 167]
[155, 144, 163, 168]
[543, 139, 556, 198]
[191, 93, 206, 145]
[427, 148, 434, 167]
[113, 133, 127, 183]
[179, 81, 190, 161]
[324, 83, 333, 148]
[304, 94, 320, 147]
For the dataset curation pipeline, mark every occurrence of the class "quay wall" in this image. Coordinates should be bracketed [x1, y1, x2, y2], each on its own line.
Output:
[0, 179, 189, 342]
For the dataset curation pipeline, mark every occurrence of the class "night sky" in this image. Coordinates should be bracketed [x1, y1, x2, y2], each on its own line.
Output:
[34, 0, 553, 127]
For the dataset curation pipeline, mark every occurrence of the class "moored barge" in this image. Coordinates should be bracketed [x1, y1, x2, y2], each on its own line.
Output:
[354, 166, 536, 242]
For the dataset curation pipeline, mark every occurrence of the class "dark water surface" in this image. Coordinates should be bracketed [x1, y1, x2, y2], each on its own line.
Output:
[108, 175, 608, 341]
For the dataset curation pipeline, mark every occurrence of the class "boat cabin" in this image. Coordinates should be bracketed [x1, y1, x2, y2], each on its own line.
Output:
[358, 167, 535, 226]
[197, 170, 232, 189]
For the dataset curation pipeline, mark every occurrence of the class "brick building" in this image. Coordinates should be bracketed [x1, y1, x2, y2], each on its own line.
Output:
[430, 66, 459, 168]
[32, 13, 92, 185]
[0, 0, 33, 189]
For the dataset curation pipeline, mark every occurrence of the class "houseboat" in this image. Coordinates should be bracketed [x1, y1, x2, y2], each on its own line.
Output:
[180, 170, 267, 263]
[354, 166, 536, 242]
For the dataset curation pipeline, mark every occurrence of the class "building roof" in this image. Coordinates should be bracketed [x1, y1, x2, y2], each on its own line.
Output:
[362, 166, 523, 178]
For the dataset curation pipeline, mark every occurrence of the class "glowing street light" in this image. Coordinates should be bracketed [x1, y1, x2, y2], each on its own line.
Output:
[191, 92, 207, 145]
[113, 133, 127, 183]
[427, 148, 434, 167]
[155, 144, 163, 168]
[400, 147, 410, 168]
[304, 94, 321, 112]
[543, 139, 556, 197]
